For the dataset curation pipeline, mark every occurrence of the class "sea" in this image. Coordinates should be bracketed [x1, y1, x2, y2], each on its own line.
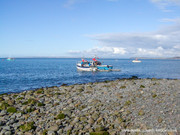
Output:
[0, 58, 180, 94]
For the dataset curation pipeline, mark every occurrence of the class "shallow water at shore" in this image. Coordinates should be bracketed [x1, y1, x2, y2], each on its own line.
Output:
[0, 58, 180, 94]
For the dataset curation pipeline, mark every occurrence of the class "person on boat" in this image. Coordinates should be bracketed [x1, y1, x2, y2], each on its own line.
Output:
[92, 57, 101, 66]
[81, 59, 85, 67]
[92, 57, 97, 61]
[81, 58, 88, 67]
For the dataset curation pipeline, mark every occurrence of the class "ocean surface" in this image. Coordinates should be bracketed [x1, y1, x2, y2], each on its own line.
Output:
[0, 58, 180, 94]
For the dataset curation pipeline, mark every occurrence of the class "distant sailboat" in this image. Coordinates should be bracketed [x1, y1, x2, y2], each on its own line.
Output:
[132, 58, 141, 63]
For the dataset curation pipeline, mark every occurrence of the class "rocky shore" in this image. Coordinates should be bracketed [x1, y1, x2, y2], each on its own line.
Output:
[0, 78, 179, 135]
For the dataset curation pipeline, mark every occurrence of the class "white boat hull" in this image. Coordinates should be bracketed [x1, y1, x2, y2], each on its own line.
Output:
[77, 66, 97, 71]
[132, 60, 141, 63]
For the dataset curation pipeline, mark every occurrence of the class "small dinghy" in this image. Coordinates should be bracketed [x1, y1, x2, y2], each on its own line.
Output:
[97, 65, 113, 71]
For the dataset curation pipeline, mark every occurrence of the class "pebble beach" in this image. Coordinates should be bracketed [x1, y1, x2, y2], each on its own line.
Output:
[0, 78, 179, 135]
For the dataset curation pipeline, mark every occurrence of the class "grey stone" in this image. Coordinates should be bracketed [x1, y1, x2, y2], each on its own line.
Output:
[16, 113, 22, 118]
[0, 110, 7, 116]
[0, 129, 7, 135]
[62, 109, 71, 116]
[4, 131, 12, 135]
[48, 124, 59, 131]
[47, 131, 56, 135]
[3, 126, 11, 131]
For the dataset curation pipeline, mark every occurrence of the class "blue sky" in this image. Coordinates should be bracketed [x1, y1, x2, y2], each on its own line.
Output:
[0, 0, 180, 58]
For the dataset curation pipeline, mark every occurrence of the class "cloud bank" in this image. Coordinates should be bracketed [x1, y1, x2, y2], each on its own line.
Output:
[68, 19, 180, 58]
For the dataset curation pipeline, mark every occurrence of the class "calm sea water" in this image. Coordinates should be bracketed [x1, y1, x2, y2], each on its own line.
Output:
[0, 58, 180, 94]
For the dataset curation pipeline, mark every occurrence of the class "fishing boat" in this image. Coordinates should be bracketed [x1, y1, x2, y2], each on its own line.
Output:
[132, 58, 141, 63]
[76, 57, 113, 71]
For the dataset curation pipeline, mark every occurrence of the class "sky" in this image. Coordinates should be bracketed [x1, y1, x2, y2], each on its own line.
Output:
[0, 0, 180, 58]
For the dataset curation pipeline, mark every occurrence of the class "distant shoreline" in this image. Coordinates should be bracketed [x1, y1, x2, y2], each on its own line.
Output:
[0, 57, 180, 59]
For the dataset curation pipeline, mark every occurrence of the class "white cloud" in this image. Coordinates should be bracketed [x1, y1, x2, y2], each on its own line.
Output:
[113, 47, 126, 54]
[68, 46, 126, 57]
[160, 18, 180, 22]
[150, 0, 180, 11]
[68, 18, 180, 58]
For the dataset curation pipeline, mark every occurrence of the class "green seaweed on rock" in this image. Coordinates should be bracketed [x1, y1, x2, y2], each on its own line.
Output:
[37, 102, 45, 106]
[152, 94, 157, 98]
[19, 121, 35, 131]
[7, 107, 17, 113]
[35, 88, 44, 94]
[0, 97, 4, 101]
[16, 97, 24, 100]
[140, 85, 145, 88]
[56, 113, 65, 120]
[124, 100, 132, 106]
[120, 86, 126, 89]
[42, 129, 48, 135]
